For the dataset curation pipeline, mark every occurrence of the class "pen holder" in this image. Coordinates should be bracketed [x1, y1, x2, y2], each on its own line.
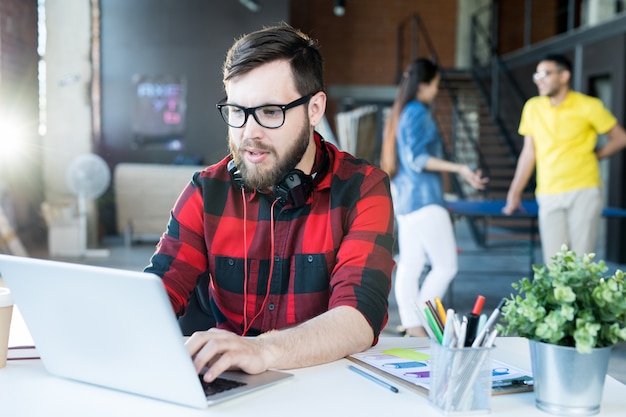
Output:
[428, 343, 493, 415]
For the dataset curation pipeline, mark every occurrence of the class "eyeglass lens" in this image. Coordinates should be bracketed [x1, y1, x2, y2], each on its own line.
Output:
[220, 105, 285, 129]
[533, 70, 554, 82]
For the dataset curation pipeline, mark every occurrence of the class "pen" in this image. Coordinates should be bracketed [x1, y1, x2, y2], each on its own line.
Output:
[464, 295, 485, 346]
[483, 328, 498, 348]
[471, 298, 505, 347]
[348, 365, 399, 393]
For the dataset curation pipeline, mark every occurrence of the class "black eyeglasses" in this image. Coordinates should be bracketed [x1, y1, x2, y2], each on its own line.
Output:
[216, 93, 315, 129]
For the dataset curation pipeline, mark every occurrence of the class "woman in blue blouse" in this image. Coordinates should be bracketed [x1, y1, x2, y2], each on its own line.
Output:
[381, 58, 488, 337]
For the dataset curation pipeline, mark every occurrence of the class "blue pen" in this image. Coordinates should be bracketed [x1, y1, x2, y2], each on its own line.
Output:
[348, 365, 399, 393]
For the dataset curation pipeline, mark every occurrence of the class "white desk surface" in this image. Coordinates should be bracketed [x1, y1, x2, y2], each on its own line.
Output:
[3, 310, 626, 416]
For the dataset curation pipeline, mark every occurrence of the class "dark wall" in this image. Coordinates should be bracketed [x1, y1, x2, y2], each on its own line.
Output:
[100, 0, 288, 168]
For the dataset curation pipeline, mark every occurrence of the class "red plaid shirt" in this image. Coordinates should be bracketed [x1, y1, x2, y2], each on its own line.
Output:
[146, 134, 395, 340]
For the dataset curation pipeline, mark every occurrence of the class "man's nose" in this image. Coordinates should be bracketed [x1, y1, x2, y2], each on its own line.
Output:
[242, 112, 264, 136]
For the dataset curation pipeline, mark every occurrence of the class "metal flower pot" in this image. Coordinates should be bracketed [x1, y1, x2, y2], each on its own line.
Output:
[529, 339, 612, 416]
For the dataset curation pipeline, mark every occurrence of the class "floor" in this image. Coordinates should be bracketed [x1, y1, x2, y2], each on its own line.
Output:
[20, 217, 626, 386]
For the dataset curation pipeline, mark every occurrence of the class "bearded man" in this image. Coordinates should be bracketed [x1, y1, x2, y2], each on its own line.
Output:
[145, 24, 395, 383]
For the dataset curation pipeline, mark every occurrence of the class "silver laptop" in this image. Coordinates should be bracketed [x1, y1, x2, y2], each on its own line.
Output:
[0, 254, 292, 408]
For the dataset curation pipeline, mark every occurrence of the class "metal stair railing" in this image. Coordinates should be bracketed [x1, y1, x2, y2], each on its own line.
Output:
[469, 2, 535, 196]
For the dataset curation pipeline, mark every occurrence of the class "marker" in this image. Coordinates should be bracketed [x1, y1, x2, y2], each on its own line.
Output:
[464, 295, 485, 346]
[471, 298, 505, 347]
[476, 313, 487, 336]
[457, 316, 468, 348]
[348, 365, 399, 393]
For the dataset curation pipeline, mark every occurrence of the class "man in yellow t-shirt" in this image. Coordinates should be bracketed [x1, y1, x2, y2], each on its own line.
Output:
[503, 53, 626, 263]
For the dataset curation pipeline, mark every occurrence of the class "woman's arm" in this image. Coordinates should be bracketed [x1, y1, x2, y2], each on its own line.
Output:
[424, 157, 488, 190]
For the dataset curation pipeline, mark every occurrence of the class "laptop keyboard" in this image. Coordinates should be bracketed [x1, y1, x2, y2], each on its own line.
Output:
[199, 375, 247, 397]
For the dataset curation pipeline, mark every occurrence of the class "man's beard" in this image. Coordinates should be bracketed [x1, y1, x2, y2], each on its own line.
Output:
[229, 121, 311, 191]
[542, 84, 560, 97]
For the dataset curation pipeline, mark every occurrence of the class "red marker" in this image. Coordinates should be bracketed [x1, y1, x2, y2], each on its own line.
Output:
[464, 295, 485, 347]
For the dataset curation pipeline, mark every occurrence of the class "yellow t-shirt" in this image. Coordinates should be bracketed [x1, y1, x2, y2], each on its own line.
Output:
[518, 91, 616, 195]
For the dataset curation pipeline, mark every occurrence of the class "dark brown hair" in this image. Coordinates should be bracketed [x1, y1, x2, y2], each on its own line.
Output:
[380, 58, 439, 178]
[222, 24, 324, 96]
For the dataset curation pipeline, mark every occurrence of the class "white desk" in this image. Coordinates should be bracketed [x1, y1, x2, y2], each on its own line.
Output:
[2, 317, 626, 416]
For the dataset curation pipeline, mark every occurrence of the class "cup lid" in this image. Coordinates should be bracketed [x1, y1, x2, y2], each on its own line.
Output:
[0, 287, 13, 307]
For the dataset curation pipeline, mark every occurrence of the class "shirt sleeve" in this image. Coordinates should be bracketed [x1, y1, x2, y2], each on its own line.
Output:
[328, 165, 395, 342]
[144, 174, 208, 316]
[518, 98, 534, 137]
[586, 96, 617, 134]
[398, 104, 439, 173]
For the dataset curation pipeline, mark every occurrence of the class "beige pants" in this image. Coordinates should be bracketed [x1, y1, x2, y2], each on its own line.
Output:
[537, 187, 602, 263]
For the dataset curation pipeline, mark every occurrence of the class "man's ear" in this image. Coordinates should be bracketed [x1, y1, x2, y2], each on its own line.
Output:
[560, 69, 571, 85]
[308, 91, 327, 126]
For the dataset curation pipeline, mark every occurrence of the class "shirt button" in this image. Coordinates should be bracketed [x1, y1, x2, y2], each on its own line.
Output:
[274, 255, 280, 262]
[228, 259, 234, 266]
[307, 255, 313, 262]
[268, 304, 275, 311]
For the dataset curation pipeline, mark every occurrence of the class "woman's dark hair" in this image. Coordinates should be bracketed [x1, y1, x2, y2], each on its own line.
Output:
[393, 58, 439, 113]
[380, 58, 439, 178]
[222, 23, 324, 96]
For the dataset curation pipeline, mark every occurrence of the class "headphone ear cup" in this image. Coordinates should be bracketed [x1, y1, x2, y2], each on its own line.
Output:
[228, 160, 244, 189]
[274, 170, 311, 207]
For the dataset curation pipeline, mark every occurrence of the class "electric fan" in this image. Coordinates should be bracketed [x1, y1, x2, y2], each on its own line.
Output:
[64, 153, 111, 257]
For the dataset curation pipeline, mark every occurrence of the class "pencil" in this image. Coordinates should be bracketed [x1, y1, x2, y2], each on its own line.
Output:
[434, 297, 447, 325]
[424, 307, 444, 344]
[425, 300, 444, 332]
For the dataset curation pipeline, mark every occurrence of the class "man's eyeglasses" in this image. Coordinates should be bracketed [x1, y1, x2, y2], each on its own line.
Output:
[216, 93, 315, 129]
[532, 70, 557, 82]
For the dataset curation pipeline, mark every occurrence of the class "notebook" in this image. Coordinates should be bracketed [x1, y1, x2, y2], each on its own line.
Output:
[0, 254, 293, 408]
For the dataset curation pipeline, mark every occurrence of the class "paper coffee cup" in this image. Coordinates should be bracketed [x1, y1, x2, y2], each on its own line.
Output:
[0, 287, 14, 368]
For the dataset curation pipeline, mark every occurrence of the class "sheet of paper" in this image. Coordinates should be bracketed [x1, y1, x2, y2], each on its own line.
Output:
[349, 345, 533, 395]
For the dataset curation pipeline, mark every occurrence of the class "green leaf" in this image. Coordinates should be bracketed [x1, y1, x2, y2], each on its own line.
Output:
[498, 246, 626, 351]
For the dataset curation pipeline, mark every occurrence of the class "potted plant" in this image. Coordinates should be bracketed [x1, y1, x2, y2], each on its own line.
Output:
[497, 245, 626, 416]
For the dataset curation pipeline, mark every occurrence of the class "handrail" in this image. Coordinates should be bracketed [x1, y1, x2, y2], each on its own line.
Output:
[470, 14, 528, 157]
[396, 13, 439, 81]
